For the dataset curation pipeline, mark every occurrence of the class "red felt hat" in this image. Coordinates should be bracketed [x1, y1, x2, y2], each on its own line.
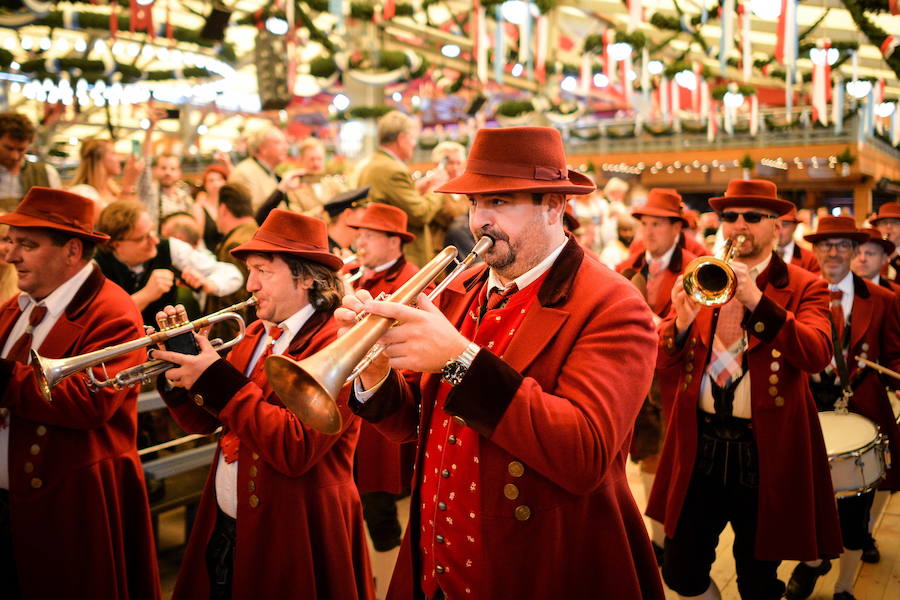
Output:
[0, 186, 109, 243]
[348, 202, 415, 242]
[708, 179, 795, 216]
[203, 163, 230, 181]
[871, 202, 900, 225]
[435, 127, 595, 196]
[803, 216, 871, 245]
[860, 227, 896, 255]
[779, 206, 800, 223]
[231, 209, 343, 271]
[632, 188, 688, 225]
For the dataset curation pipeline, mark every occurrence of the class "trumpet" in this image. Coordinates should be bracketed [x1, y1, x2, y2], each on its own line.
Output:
[266, 237, 494, 434]
[32, 297, 258, 402]
[682, 234, 746, 307]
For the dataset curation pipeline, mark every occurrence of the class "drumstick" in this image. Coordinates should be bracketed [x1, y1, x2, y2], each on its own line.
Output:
[855, 356, 900, 381]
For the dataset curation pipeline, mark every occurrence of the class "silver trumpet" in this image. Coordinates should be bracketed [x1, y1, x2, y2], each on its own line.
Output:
[32, 297, 258, 402]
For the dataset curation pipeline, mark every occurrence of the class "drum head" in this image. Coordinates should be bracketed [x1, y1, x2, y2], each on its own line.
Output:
[818, 411, 879, 455]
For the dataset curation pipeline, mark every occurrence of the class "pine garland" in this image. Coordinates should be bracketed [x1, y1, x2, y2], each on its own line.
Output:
[839, 0, 900, 79]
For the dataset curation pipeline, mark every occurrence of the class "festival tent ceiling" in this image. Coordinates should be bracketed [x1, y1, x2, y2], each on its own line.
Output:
[0, 1, 897, 160]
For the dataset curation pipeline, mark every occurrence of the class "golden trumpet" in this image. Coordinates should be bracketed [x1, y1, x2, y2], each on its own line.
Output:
[683, 234, 746, 307]
[266, 238, 493, 434]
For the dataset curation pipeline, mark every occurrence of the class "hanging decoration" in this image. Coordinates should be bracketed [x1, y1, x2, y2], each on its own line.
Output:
[811, 40, 833, 125]
[719, 0, 734, 76]
[494, 5, 505, 84]
[535, 13, 549, 84]
[739, 1, 751, 82]
[474, 1, 488, 84]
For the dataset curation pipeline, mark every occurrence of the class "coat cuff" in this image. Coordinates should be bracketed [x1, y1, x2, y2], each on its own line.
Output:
[746, 294, 786, 344]
[189, 358, 249, 415]
[349, 369, 405, 423]
[444, 350, 523, 438]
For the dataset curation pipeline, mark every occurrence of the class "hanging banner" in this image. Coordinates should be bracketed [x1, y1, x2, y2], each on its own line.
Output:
[580, 52, 591, 97]
[641, 46, 650, 105]
[874, 79, 885, 133]
[750, 94, 759, 136]
[628, 0, 642, 32]
[692, 61, 701, 115]
[740, 2, 751, 82]
[519, 1, 533, 79]
[130, 0, 154, 38]
[719, 0, 734, 76]
[811, 41, 830, 126]
[474, 2, 488, 83]
[891, 109, 899, 146]
[660, 75, 670, 122]
[494, 6, 505, 84]
[623, 52, 633, 104]
[708, 101, 718, 141]
[603, 29, 615, 86]
[832, 74, 844, 134]
[535, 15, 548, 84]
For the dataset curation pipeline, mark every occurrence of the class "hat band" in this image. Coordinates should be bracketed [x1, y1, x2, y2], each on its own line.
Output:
[254, 228, 328, 253]
[466, 158, 569, 182]
[20, 205, 92, 232]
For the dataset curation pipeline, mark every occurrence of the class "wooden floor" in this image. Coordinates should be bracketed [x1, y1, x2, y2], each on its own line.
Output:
[157, 462, 900, 599]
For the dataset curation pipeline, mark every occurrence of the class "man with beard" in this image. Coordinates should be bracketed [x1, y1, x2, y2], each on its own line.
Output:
[649, 180, 842, 600]
[340, 127, 664, 599]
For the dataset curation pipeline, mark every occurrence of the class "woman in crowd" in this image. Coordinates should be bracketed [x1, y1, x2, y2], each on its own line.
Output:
[192, 163, 229, 250]
[69, 138, 141, 218]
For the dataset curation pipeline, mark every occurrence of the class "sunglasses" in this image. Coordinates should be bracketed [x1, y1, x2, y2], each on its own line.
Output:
[719, 211, 778, 224]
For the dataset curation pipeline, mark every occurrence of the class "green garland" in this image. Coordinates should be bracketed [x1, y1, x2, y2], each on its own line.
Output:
[837, 147, 856, 165]
[33, 10, 236, 63]
[739, 154, 755, 170]
[309, 56, 338, 79]
[0, 49, 12, 70]
[711, 84, 756, 101]
[839, 0, 900, 79]
[334, 105, 394, 121]
[18, 58, 214, 85]
[496, 100, 535, 117]
[663, 61, 712, 79]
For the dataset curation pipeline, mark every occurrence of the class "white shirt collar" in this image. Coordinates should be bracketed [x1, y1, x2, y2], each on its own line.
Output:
[749, 253, 773, 279]
[17, 262, 95, 318]
[487, 238, 568, 295]
[644, 240, 678, 269]
[871, 274, 882, 285]
[273, 303, 316, 343]
[781, 239, 795, 263]
[373, 256, 401, 273]
[831, 270, 855, 296]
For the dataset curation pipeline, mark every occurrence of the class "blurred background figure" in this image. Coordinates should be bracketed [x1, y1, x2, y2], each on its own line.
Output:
[324, 187, 369, 257]
[0, 221, 16, 303]
[599, 213, 636, 269]
[69, 138, 141, 217]
[193, 163, 230, 251]
[417, 141, 473, 258]
[0, 112, 61, 212]
[229, 123, 289, 210]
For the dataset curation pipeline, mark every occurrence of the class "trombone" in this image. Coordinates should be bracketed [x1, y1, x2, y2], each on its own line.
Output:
[32, 297, 258, 402]
[266, 237, 494, 434]
[682, 234, 747, 307]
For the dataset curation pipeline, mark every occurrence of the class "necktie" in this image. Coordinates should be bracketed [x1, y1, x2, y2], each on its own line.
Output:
[2, 304, 48, 428]
[829, 289, 845, 347]
[220, 325, 284, 463]
[711, 298, 746, 388]
[646, 260, 663, 308]
[479, 283, 519, 320]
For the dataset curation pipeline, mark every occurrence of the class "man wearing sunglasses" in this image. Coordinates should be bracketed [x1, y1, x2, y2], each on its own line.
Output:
[648, 180, 842, 600]
[783, 217, 900, 600]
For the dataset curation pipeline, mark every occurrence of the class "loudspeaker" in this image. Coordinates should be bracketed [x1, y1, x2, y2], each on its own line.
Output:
[254, 29, 291, 111]
[201, 5, 232, 41]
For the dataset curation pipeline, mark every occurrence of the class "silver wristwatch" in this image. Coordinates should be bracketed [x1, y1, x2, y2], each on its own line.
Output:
[441, 342, 481, 386]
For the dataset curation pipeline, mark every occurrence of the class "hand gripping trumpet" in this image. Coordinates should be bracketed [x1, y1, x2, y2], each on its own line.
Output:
[266, 236, 494, 435]
[31, 297, 258, 402]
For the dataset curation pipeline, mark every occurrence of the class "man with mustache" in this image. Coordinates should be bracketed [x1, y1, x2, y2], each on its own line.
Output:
[649, 180, 841, 600]
[339, 127, 664, 599]
[784, 217, 900, 600]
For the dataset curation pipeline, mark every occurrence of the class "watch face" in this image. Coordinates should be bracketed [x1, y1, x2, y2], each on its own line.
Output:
[442, 361, 465, 385]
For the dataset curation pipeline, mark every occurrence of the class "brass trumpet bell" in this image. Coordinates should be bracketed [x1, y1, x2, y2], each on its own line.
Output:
[682, 235, 746, 307]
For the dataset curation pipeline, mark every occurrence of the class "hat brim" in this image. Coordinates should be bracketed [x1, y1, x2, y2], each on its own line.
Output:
[0, 212, 110, 243]
[631, 206, 689, 226]
[870, 215, 900, 225]
[230, 239, 344, 271]
[435, 170, 595, 196]
[803, 231, 871, 245]
[346, 219, 416, 242]
[865, 238, 896, 254]
[708, 196, 795, 217]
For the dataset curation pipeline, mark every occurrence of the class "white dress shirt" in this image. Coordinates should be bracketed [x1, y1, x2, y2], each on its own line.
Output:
[699, 254, 772, 419]
[829, 271, 855, 326]
[126, 237, 244, 297]
[780, 240, 796, 264]
[0, 262, 95, 489]
[645, 241, 678, 272]
[215, 303, 316, 518]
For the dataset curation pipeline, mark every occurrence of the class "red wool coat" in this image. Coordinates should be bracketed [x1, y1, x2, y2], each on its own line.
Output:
[352, 236, 666, 600]
[0, 266, 160, 600]
[354, 256, 418, 495]
[841, 275, 900, 491]
[160, 312, 374, 600]
[649, 254, 843, 561]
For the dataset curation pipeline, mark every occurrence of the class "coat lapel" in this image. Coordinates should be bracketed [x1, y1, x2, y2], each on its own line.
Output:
[38, 266, 108, 359]
[849, 275, 872, 350]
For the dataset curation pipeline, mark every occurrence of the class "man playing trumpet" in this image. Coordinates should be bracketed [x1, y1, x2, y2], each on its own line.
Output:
[340, 127, 664, 599]
[0, 188, 159, 599]
[151, 210, 374, 600]
[649, 180, 842, 600]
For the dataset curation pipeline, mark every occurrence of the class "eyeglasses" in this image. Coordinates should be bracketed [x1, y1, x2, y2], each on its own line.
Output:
[814, 240, 856, 252]
[719, 211, 778, 224]
[121, 231, 157, 244]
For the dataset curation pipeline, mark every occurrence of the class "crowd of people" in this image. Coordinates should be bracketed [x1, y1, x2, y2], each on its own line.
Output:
[0, 108, 898, 600]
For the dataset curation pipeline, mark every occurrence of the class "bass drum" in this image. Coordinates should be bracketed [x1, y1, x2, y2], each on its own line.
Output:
[818, 411, 888, 497]
[890, 389, 900, 425]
